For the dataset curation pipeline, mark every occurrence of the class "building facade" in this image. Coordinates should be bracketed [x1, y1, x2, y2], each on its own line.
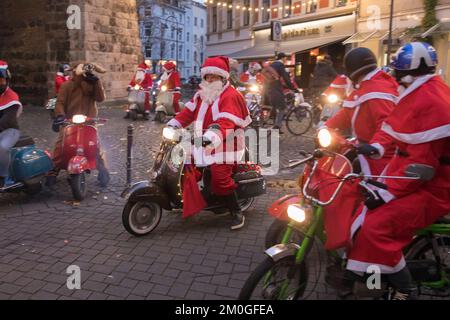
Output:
[138, 0, 207, 79]
[206, 0, 358, 89]
[352, 0, 450, 84]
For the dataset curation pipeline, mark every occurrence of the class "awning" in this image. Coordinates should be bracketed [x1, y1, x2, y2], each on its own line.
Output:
[342, 30, 382, 44]
[229, 34, 353, 60]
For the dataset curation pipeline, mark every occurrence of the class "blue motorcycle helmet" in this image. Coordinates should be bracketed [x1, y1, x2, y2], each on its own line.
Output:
[390, 42, 438, 84]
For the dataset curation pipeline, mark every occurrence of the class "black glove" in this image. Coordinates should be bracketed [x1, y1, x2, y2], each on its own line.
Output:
[126, 87, 131, 92]
[364, 190, 386, 210]
[52, 115, 65, 133]
[357, 143, 380, 156]
[84, 72, 99, 83]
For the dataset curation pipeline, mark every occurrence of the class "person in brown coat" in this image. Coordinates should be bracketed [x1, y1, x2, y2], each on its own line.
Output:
[47, 62, 110, 187]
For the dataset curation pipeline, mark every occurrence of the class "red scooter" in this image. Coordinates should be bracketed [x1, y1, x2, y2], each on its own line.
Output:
[61, 115, 107, 201]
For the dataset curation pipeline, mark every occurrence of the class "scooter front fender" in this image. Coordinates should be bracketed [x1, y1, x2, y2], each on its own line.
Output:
[265, 243, 300, 262]
[121, 180, 171, 210]
[67, 156, 89, 174]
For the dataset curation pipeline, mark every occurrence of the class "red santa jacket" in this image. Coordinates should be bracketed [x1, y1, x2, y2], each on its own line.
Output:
[129, 71, 153, 90]
[239, 72, 265, 85]
[162, 71, 181, 93]
[370, 75, 450, 202]
[0, 87, 23, 116]
[167, 83, 251, 166]
[323, 74, 352, 99]
[325, 69, 398, 175]
[55, 73, 69, 95]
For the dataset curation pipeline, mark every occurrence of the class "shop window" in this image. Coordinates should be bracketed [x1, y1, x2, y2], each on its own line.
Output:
[262, 0, 270, 22]
[227, 0, 233, 29]
[335, 0, 347, 7]
[293, 1, 302, 14]
[212, 6, 218, 32]
[306, 0, 317, 13]
[283, 0, 292, 17]
[319, 0, 330, 8]
[253, 0, 259, 23]
[243, 0, 250, 26]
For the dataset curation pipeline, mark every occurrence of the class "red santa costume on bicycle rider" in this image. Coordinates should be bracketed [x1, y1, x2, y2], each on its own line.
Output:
[325, 68, 398, 176]
[346, 74, 450, 274]
[161, 61, 181, 113]
[240, 62, 265, 85]
[167, 56, 251, 216]
[128, 62, 153, 113]
[322, 74, 353, 100]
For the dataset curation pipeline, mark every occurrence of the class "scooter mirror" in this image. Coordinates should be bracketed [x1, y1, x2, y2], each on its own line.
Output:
[405, 164, 435, 181]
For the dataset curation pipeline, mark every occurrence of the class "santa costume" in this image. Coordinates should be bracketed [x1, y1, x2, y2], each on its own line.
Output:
[161, 61, 181, 113]
[325, 68, 398, 176]
[239, 62, 265, 85]
[346, 74, 450, 274]
[167, 56, 251, 219]
[322, 74, 353, 99]
[128, 62, 153, 113]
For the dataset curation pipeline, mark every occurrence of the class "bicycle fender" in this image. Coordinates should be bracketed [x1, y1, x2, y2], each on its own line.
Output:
[265, 243, 300, 262]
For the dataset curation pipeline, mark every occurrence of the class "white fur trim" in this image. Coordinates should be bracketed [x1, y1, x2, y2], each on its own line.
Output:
[370, 143, 385, 159]
[343, 92, 397, 108]
[397, 74, 436, 103]
[358, 154, 372, 176]
[347, 256, 406, 274]
[350, 206, 368, 240]
[184, 101, 196, 112]
[361, 68, 381, 82]
[0, 65, 8, 70]
[201, 66, 230, 79]
[381, 122, 450, 144]
[0, 100, 22, 112]
[167, 118, 182, 128]
[330, 83, 348, 89]
[377, 188, 395, 203]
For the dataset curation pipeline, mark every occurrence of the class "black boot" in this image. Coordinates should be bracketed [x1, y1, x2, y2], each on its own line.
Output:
[143, 112, 150, 120]
[224, 191, 245, 230]
[388, 267, 418, 300]
[0, 176, 5, 188]
[124, 112, 130, 119]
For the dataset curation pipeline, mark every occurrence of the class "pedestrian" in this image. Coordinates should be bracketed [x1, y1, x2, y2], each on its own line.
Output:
[47, 62, 110, 187]
[310, 54, 338, 98]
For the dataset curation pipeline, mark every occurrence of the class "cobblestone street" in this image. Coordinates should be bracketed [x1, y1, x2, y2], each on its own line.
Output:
[0, 104, 333, 300]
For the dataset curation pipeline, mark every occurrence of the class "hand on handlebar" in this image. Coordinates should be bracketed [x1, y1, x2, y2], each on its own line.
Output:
[364, 189, 386, 210]
[52, 115, 65, 133]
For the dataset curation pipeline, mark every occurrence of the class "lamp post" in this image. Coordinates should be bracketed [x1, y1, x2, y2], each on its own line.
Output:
[161, 14, 180, 69]
[387, 0, 395, 62]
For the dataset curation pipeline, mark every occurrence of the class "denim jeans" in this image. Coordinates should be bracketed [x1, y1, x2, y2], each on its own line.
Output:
[0, 128, 20, 177]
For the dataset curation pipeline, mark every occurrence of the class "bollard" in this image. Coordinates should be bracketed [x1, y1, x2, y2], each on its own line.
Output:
[126, 124, 134, 186]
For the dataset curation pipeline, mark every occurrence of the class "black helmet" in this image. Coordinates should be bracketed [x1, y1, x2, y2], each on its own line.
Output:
[344, 47, 378, 82]
[276, 52, 288, 60]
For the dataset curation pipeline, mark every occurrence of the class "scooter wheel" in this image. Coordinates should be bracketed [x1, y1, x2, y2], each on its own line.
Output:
[155, 111, 166, 123]
[70, 173, 87, 201]
[122, 201, 162, 236]
[24, 182, 43, 195]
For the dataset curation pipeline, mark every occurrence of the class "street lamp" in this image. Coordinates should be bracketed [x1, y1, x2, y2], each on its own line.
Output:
[387, 0, 395, 62]
[161, 14, 181, 69]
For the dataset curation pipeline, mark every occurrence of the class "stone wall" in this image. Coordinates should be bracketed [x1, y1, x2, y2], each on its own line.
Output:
[0, 0, 142, 105]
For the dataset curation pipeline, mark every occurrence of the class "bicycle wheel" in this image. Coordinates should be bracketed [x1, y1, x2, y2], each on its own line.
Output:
[286, 107, 313, 136]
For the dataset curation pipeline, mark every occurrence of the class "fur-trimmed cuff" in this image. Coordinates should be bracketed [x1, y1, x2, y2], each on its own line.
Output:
[370, 143, 385, 159]
[378, 188, 395, 203]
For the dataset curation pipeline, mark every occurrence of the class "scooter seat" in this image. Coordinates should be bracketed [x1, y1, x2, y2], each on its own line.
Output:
[14, 136, 35, 148]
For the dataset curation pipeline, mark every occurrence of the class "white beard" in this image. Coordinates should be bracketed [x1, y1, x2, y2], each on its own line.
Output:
[161, 71, 169, 81]
[199, 80, 224, 104]
[135, 70, 145, 83]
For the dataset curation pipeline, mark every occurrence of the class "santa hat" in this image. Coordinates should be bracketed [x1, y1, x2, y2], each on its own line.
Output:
[201, 56, 230, 79]
[0, 60, 8, 70]
[137, 62, 149, 71]
[163, 61, 176, 71]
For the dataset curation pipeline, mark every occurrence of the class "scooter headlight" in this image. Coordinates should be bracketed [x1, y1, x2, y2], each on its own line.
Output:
[134, 84, 141, 90]
[72, 115, 86, 124]
[327, 94, 338, 104]
[287, 204, 306, 223]
[161, 85, 168, 92]
[318, 128, 332, 148]
[162, 127, 180, 141]
[250, 85, 259, 93]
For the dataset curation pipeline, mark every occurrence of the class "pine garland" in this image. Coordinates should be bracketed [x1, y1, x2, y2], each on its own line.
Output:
[421, 0, 438, 43]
